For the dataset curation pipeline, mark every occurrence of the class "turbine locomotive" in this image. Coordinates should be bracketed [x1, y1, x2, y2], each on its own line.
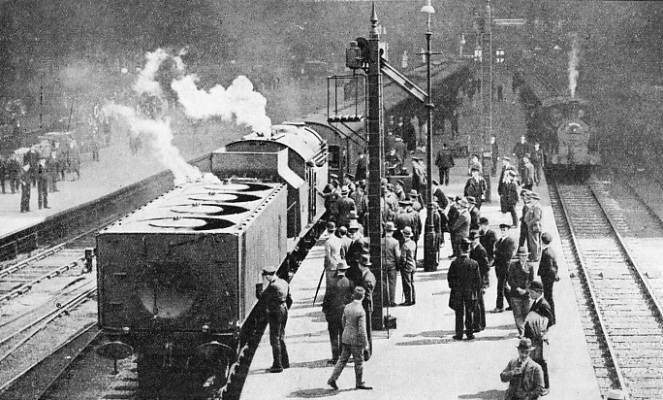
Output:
[95, 123, 328, 399]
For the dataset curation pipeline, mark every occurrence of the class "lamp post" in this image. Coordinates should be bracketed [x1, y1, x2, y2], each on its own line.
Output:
[421, 0, 437, 272]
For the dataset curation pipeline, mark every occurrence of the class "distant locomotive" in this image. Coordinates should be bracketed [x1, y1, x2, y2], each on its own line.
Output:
[96, 123, 328, 399]
[516, 72, 600, 175]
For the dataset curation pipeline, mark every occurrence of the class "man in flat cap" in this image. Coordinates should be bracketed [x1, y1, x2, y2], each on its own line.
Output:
[411, 156, 427, 202]
[464, 165, 487, 209]
[399, 226, 417, 306]
[382, 222, 401, 307]
[523, 191, 543, 262]
[466, 196, 481, 231]
[259, 265, 291, 373]
[450, 197, 471, 259]
[508, 247, 535, 337]
[435, 143, 454, 186]
[500, 338, 547, 399]
[493, 223, 516, 312]
[499, 168, 520, 228]
[327, 287, 373, 391]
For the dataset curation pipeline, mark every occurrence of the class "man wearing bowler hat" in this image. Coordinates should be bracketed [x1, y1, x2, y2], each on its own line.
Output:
[500, 338, 547, 399]
[399, 226, 417, 306]
[322, 261, 353, 365]
[525, 280, 555, 389]
[259, 266, 291, 373]
[448, 238, 482, 340]
[508, 247, 535, 337]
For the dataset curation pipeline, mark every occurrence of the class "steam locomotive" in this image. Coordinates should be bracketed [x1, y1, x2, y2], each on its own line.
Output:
[516, 71, 600, 176]
[95, 123, 328, 399]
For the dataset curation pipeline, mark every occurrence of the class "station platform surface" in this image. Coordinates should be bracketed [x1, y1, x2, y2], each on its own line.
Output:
[0, 123, 235, 239]
[242, 100, 603, 399]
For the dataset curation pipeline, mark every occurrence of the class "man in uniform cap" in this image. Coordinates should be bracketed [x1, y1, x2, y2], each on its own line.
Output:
[493, 223, 516, 312]
[382, 221, 401, 307]
[447, 238, 482, 340]
[322, 261, 353, 365]
[500, 338, 547, 399]
[508, 247, 534, 337]
[259, 266, 292, 373]
[399, 226, 417, 306]
[327, 287, 373, 390]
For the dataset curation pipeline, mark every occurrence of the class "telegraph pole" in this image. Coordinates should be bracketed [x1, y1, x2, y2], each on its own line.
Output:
[367, 4, 385, 330]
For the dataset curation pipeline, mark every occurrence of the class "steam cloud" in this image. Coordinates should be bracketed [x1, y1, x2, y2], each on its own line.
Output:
[172, 74, 272, 135]
[105, 48, 272, 185]
[568, 35, 580, 98]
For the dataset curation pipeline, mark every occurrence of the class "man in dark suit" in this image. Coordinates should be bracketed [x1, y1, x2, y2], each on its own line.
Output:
[19, 165, 31, 213]
[448, 239, 482, 340]
[435, 143, 455, 186]
[493, 224, 516, 313]
[538, 232, 560, 317]
[322, 262, 353, 365]
[399, 227, 417, 306]
[259, 266, 291, 373]
[469, 230, 489, 333]
[464, 167, 487, 209]
[478, 217, 498, 264]
[328, 287, 372, 390]
[525, 280, 555, 389]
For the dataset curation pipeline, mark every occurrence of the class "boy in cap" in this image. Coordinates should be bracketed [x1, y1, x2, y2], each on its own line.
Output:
[508, 248, 535, 337]
[500, 338, 547, 399]
[493, 223, 516, 312]
[327, 287, 373, 390]
[259, 265, 291, 373]
[537, 232, 559, 317]
[399, 226, 417, 306]
[322, 261, 353, 365]
[382, 222, 401, 307]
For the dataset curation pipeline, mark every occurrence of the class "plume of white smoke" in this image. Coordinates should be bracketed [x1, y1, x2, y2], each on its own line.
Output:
[133, 48, 176, 96]
[171, 75, 272, 135]
[568, 36, 580, 99]
[103, 103, 219, 185]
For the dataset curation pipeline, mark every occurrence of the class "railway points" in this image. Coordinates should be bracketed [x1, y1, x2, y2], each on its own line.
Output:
[241, 102, 602, 399]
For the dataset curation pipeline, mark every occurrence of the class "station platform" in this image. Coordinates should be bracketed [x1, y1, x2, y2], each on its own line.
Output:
[242, 99, 603, 399]
[0, 122, 239, 240]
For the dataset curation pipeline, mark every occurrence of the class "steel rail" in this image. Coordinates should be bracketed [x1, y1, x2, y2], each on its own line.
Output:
[553, 180, 630, 398]
[0, 283, 95, 365]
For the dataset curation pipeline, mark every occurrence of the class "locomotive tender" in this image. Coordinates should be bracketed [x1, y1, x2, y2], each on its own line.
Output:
[96, 123, 328, 399]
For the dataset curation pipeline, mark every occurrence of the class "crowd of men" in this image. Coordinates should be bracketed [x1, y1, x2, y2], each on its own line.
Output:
[258, 130, 569, 397]
[0, 140, 82, 213]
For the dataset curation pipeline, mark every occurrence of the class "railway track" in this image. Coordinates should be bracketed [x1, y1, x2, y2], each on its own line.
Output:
[550, 179, 663, 400]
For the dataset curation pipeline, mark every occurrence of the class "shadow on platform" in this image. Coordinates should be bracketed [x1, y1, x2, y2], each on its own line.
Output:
[458, 389, 504, 400]
[287, 388, 353, 398]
